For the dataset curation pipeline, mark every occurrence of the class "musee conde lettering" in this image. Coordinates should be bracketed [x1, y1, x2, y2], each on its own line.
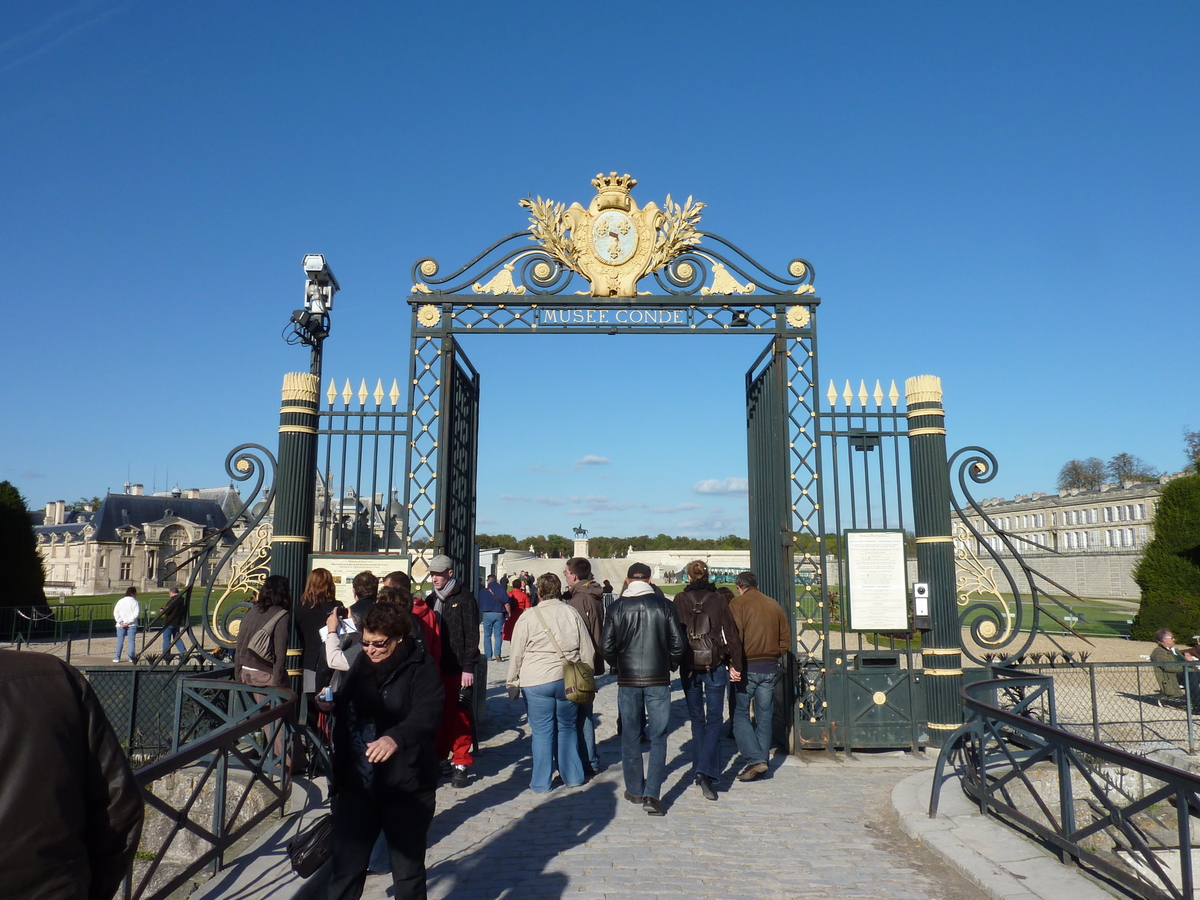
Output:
[538, 307, 687, 325]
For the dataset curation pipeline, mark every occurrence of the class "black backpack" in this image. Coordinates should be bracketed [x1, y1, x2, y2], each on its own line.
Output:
[687, 594, 717, 671]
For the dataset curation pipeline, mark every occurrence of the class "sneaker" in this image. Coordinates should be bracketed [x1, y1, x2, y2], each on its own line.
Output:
[736, 762, 768, 782]
[451, 765, 469, 788]
[112, 658, 121, 663]
[642, 797, 665, 816]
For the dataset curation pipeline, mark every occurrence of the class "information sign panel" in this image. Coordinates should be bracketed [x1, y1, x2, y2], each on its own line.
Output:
[844, 530, 908, 632]
[308, 553, 410, 607]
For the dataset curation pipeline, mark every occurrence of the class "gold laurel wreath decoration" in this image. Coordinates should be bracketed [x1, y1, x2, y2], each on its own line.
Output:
[649, 194, 706, 273]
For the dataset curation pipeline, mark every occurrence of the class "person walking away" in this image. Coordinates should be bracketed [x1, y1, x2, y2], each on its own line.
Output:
[426, 554, 480, 788]
[113, 587, 140, 663]
[564, 557, 605, 774]
[319, 603, 444, 900]
[503, 577, 530, 644]
[480, 574, 510, 662]
[234, 575, 292, 761]
[505, 572, 594, 793]
[674, 560, 742, 801]
[0, 650, 144, 900]
[160, 587, 187, 657]
[601, 562, 685, 816]
[728, 571, 789, 782]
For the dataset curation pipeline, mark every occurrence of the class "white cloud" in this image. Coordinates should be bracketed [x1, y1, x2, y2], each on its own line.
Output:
[499, 494, 529, 502]
[692, 477, 748, 495]
[650, 503, 703, 514]
[528, 464, 558, 473]
[574, 455, 611, 469]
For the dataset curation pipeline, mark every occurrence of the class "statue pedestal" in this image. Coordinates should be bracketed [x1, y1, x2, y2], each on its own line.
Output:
[573, 538, 589, 559]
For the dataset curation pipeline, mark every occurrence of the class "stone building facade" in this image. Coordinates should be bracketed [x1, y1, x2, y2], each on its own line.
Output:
[956, 474, 1182, 599]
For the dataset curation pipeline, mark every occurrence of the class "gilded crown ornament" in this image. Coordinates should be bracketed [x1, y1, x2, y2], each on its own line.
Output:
[519, 173, 704, 298]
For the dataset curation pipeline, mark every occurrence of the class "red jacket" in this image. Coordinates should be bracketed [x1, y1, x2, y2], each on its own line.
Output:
[411, 597, 442, 667]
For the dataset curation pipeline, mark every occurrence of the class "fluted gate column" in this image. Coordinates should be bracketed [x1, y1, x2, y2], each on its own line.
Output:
[905, 375, 960, 745]
[269, 372, 319, 686]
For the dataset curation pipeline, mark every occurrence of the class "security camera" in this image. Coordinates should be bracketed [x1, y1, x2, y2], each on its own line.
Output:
[302, 254, 340, 312]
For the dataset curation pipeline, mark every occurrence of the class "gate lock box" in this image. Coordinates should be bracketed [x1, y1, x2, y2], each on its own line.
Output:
[912, 582, 932, 631]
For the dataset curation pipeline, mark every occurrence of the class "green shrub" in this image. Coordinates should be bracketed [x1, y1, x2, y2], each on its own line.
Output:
[1131, 474, 1200, 641]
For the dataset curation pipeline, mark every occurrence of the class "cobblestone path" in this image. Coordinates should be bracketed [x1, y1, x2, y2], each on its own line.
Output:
[358, 663, 978, 900]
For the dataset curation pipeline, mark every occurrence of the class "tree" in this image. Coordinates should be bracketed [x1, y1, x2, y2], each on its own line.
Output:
[1107, 453, 1157, 484]
[0, 481, 48, 609]
[1056, 457, 1106, 491]
[1184, 429, 1200, 474]
[1130, 474, 1200, 641]
[66, 496, 102, 513]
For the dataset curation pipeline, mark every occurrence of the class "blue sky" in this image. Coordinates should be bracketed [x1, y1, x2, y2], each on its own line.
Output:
[3, 2, 1198, 539]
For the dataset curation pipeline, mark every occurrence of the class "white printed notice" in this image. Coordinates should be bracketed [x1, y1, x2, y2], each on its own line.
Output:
[845, 530, 908, 632]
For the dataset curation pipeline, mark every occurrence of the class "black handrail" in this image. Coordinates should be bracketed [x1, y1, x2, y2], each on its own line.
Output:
[124, 677, 297, 900]
[932, 669, 1200, 900]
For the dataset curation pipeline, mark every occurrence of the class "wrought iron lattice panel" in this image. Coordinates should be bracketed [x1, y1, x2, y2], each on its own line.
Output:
[438, 340, 479, 574]
[406, 334, 445, 549]
[315, 377, 409, 553]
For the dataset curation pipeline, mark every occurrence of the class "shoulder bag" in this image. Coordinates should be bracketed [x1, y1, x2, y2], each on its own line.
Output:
[248, 608, 287, 663]
[287, 812, 333, 878]
[532, 606, 596, 705]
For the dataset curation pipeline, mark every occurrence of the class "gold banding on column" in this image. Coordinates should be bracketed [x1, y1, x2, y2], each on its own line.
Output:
[925, 668, 964, 676]
[281, 372, 320, 404]
[922, 648, 961, 655]
[928, 722, 961, 731]
[908, 427, 947, 437]
[279, 425, 317, 434]
[915, 535, 953, 544]
[279, 406, 317, 415]
[271, 535, 309, 543]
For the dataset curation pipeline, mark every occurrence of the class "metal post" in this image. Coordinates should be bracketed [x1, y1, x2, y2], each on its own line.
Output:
[905, 375, 960, 746]
[268, 372, 319, 706]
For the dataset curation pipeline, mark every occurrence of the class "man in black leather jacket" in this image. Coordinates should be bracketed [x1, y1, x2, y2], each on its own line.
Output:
[601, 562, 685, 816]
[0, 650, 144, 900]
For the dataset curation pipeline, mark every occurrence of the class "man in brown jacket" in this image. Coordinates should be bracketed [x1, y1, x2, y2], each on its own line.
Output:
[728, 570, 790, 782]
[564, 556, 605, 773]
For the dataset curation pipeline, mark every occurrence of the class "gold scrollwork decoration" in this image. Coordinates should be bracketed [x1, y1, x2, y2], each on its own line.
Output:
[471, 262, 526, 296]
[700, 262, 755, 296]
[210, 523, 272, 647]
[953, 521, 1014, 647]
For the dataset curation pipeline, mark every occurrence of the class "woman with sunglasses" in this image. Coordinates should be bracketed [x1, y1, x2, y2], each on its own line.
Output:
[322, 602, 444, 900]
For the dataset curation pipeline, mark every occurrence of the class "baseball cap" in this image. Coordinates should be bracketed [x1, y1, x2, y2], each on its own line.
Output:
[428, 554, 453, 574]
[627, 562, 652, 579]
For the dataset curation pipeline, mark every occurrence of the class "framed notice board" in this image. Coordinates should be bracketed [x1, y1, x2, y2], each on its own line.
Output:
[308, 553, 410, 606]
[844, 530, 909, 632]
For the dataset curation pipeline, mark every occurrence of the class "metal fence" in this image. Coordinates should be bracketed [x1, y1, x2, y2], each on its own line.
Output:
[934, 669, 1200, 900]
[1, 603, 209, 662]
[983, 661, 1200, 755]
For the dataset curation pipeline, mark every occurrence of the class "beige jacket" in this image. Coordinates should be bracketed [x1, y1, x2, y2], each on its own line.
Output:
[506, 599, 595, 689]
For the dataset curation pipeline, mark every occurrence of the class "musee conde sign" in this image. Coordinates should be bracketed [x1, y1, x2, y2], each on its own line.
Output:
[538, 306, 688, 325]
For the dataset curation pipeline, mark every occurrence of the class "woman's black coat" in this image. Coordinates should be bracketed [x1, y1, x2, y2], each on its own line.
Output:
[330, 636, 444, 797]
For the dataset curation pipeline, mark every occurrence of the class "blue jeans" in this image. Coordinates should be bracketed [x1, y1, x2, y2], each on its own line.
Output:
[161, 625, 185, 655]
[482, 611, 505, 658]
[577, 702, 598, 770]
[682, 666, 728, 778]
[618, 684, 671, 800]
[524, 680, 584, 792]
[733, 671, 777, 767]
[115, 624, 137, 661]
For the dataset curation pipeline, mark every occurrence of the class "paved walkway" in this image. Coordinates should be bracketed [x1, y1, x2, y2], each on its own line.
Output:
[356, 663, 979, 900]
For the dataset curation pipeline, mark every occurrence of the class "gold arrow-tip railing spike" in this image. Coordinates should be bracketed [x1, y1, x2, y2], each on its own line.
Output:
[857, 379, 868, 407]
[873, 379, 884, 407]
[326, 378, 337, 406]
[389, 379, 401, 406]
[373, 379, 384, 406]
[889, 379, 900, 408]
[342, 379, 353, 406]
[842, 380, 853, 406]
[826, 380, 838, 408]
[358, 379, 368, 406]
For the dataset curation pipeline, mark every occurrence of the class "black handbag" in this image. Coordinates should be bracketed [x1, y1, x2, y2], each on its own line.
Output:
[287, 813, 333, 878]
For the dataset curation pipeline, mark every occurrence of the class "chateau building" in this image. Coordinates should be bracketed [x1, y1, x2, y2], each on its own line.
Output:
[33, 484, 243, 596]
[955, 474, 1183, 599]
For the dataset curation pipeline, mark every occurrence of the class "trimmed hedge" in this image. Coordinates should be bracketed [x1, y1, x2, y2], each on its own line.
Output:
[1130, 474, 1200, 641]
